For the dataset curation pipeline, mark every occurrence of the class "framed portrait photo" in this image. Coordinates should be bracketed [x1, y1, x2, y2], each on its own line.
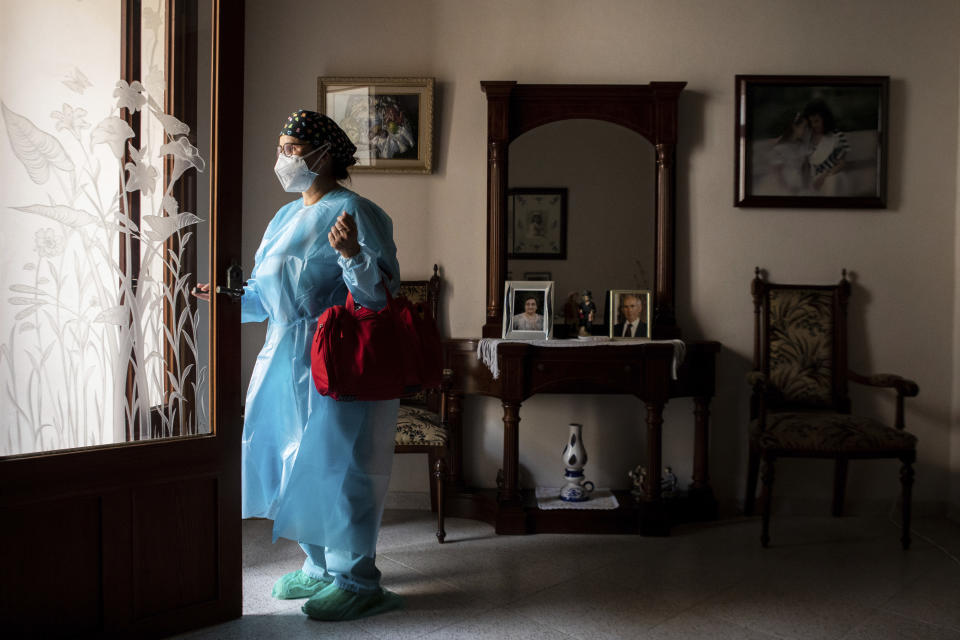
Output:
[507, 188, 568, 259]
[318, 76, 434, 174]
[609, 289, 651, 339]
[503, 280, 554, 340]
[734, 75, 889, 208]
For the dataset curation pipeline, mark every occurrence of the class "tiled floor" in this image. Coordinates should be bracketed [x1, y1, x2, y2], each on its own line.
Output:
[176, 510, 960, 639]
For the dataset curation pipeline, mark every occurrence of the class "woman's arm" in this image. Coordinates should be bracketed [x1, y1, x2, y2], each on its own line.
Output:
[241, 278, 269, 322]
[329, 204, 400, 310]
[189, 281, 268, 323]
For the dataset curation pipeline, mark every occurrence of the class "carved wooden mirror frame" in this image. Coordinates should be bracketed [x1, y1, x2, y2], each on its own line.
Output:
[481, 81, 686, 339]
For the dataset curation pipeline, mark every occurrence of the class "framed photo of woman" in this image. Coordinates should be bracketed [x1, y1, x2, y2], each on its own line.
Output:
[609, 289, 651, 339]
[734, 75, 889, 208]
[503, 280, 554, 340]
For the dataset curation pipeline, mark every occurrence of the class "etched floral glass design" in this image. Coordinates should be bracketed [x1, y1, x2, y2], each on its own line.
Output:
[0, 0, 209, 456]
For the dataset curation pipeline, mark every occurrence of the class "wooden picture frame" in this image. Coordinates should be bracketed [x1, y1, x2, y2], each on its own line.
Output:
[523, 271, 552, 281]
[734, 75, 889, 208]
[609, 289, 652, 339]
[318, 76, 434, 174]
[503, 280, 554, 340]
[507, 188, 568, 259]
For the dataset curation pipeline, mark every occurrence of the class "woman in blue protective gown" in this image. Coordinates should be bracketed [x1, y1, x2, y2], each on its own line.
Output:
[196, 110, 403, 621]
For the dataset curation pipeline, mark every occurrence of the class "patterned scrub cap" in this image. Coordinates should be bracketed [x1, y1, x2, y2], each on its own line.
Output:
[280, 109, 357, 167]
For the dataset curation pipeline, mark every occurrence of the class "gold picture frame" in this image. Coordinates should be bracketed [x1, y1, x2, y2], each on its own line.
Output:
[608, 289, 652, 339]
[317, 76, 434, 174]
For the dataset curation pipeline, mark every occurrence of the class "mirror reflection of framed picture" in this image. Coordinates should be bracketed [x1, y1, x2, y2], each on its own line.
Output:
[503, 280, 554, 340]
[507, 188, 567, 259]
[523, 271, 551, 281]
[609, 289, 651, 339]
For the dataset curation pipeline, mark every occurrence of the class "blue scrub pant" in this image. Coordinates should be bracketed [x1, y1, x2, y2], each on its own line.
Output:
[300, 542, 381, 594]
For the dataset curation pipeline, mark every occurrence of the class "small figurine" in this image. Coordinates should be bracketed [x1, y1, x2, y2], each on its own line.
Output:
[628, 464, 647, 496]
[577, 289, 596, 337]
[661, 466, 679, 496]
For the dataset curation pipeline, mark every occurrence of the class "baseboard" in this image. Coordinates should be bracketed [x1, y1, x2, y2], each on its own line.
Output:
[385, 491, 431, 511]
[389, 491, 954, 519]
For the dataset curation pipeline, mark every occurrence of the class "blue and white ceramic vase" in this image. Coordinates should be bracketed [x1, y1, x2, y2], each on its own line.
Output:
[560, 423, 594, 502]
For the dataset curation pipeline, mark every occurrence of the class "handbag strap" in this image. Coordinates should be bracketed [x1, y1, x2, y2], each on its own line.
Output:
[344, 269, 396, 311]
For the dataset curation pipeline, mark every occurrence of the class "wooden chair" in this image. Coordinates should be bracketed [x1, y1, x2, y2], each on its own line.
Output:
[395, 265, 450, 543]
[744, 268, 919, 548]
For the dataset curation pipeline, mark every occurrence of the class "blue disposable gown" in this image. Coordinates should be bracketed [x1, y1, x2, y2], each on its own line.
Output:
[240, 187, 401, 558]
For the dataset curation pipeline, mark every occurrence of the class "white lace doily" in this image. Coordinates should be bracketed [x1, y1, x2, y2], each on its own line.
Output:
[535, 487, 620, 510]
[477, 338, 686, 380]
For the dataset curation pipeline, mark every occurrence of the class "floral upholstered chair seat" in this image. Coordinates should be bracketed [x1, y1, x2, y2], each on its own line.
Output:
[396, 404, 448, 447]
[750, 412, 917, 454]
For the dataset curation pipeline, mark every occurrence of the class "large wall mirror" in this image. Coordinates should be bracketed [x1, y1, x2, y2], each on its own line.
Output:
[508, 119, 655, 336]
[480, 81, 686, 339]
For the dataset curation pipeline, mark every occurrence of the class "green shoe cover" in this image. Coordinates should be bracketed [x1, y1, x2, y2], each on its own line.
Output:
[301, 583, 404, 621]
[271, 569, 333, 600]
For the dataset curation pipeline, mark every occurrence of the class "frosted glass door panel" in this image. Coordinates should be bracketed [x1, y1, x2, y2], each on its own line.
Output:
[1, 0, 212, 456]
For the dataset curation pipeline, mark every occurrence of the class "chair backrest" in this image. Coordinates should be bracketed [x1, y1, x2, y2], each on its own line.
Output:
[399, 264, 442, 409]
[398, 265, 441, 324]
[752, 268, 851, 414]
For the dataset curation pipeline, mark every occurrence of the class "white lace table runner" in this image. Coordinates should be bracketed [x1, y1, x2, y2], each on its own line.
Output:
[477, 337, 686, 380]
[535, 487, 620, 510]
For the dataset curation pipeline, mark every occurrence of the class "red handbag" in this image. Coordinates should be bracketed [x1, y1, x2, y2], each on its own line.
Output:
[311, 282, 442, 401]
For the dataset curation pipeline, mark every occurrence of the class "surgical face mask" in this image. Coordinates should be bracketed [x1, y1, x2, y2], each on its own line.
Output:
[274, 143, 329, 193]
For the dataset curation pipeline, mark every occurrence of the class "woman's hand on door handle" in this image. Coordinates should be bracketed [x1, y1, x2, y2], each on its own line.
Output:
[192, 283, 211, 301]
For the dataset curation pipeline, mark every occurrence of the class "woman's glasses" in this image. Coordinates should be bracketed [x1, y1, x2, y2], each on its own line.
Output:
[276, 142, 308, 157]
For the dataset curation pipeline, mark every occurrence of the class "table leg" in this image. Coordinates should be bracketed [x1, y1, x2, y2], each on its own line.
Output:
[500, 401, 521, 504]
[445, 391, 464, 487]
[644, 401, 664, 503]
[692, 396, 711, 491]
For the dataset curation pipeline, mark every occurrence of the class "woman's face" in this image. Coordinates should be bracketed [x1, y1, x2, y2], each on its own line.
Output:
[278, 134, 330, 174]
[808, 114, 824, 135]
[524, 298, 538, 315]
[791, 119, 808, 140]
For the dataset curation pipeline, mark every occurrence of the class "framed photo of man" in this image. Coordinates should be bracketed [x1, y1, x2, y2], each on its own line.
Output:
[609, 290, 651, 339]
[734, 75, 889, 208]
[502, 280, 554, 340]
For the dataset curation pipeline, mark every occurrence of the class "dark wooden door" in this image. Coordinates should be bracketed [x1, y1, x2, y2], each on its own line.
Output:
[0, 2, 245, 637]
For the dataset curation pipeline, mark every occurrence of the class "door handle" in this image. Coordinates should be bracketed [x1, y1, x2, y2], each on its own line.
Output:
[215, 262, 246, 299]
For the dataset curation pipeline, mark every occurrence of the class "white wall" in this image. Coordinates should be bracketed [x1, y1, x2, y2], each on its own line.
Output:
[242, 0, 960, 515]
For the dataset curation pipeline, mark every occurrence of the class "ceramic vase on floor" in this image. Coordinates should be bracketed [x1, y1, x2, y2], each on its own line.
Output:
[560, 423, 594, 501]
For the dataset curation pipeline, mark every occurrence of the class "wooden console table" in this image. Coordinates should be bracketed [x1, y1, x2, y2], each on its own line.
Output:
[441, 338, 720, 535]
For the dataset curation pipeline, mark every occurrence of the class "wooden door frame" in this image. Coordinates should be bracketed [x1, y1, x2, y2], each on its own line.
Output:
[0, 1, 244, 637]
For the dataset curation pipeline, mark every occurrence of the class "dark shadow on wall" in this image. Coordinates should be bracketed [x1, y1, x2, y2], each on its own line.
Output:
[673, 89, 756, 515]
[674, 89, 706, 345]
[432, 80, 452, 178]
[885, 77, 905, 211]
[707, 346, 755, 516]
